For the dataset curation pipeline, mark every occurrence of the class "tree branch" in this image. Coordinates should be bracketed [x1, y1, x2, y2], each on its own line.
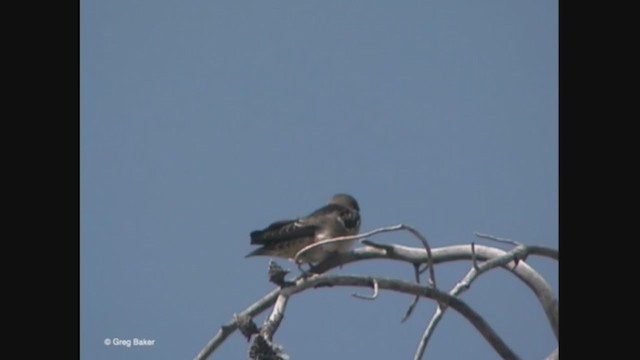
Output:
[414, 243, 554, 359]
[474, 232, 522, 246]
[312, 243, 559, 340]
[401, 263, 422, 322]
[471, 242, 480, 270]
[352, 278, 379, 300]
[195, 243, 558, 359]
[295, 224, 437, 288]
[261, 294, 289, 341]
[274, 274, 522, 360]
[194, 288, 280, 360]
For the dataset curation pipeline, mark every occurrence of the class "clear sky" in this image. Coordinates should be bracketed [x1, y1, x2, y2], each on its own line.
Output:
[80, 1, 558, 359]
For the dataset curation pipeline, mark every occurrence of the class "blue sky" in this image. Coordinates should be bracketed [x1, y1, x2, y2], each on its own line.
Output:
[80, 1, 557, 359]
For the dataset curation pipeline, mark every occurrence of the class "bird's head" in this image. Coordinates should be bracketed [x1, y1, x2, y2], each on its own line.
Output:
[328, 193, 360, 212]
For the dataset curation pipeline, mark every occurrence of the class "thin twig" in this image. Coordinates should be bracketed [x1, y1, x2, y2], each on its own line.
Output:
[474, 232, 522, 246]
[411, 262, 421, 283]
[401, 296, 421, 323]
[414, 244, 543, 360]
[471, 242, 479, 270]
[352, 278, 379, 300]
[413, 305, 445, 360]
[417, 263, 429, 274]
[295, 227, 397, 259]
[400, 224, 437, 289]
[401, 263, 422, 322]
[295, 224, 437, 289]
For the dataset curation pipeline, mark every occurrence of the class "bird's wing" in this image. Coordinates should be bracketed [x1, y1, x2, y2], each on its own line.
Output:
[250, 219, 318, 245]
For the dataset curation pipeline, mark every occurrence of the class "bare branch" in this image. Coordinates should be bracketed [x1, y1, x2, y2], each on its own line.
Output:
[471, 242, 480, 270]
[414, 243, 558, 359]
[401, 296, 420, 323]
[413, 305, 445, 360]
[474, 232, 521, 246]
[194, 288, 280, 360]
[399, 224, 437, 288]
[235, 314, 259, 341]
[414, 243, 488, 359]
[294, 225, 405, 261]
[412, 262, 420, 283]
[196, 243, 558, 359]
[360, 239, 393, 253]
[526, 245, 559, 261]
[352, 278, 379, 300]
[295, 224, 437, 288]
[311, 243, 558, 340]
[280, 274, 522, 360]
[417, 263, 429, 274]
[401, 263, 422, 323]
[261, 294, 290, 341]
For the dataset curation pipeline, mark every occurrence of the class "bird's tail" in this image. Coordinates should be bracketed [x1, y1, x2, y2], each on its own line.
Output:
[245, 247, 271, 258]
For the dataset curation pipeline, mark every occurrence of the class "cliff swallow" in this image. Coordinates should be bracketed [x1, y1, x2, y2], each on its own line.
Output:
[247, 194, 361, 264]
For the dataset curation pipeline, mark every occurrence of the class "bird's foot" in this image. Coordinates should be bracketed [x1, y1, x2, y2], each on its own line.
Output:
[296, 261, 314, 278]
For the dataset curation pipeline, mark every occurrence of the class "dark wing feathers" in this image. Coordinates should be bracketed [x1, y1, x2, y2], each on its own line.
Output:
[250, 219, 318, 245]
[250, 202, 360, 251]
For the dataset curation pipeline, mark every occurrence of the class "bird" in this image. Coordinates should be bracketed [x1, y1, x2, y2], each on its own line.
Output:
[246, 194, 361, 264]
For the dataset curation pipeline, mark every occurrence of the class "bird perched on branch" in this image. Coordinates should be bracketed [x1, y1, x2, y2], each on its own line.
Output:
[246, 194, 361, 264]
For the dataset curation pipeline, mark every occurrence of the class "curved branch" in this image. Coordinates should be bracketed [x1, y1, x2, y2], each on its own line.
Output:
[474, 232, 522, 246]
[475, 232, 559, 261]
[352, 278, 379, 300]
[471, 242, 479, 270]
[526, 245, 559, 261]
[401, 263, 422, 322]
[398, 224, 437, 288]
[414, 243, 557, 359]
[279, 274, 522, 360]
[195, 243, 558, 359]
[313, 244, 559, 340]
[295, 224, 437, 287]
